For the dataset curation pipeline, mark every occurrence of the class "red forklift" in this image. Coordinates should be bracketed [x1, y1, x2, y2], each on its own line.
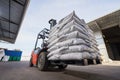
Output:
[29, 19, 102, 71]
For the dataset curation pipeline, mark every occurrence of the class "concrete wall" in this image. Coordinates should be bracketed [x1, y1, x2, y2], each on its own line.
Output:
[94, 31, 110, 62]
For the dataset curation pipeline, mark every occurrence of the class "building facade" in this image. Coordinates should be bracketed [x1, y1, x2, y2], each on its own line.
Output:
[87, 10, 120, 62]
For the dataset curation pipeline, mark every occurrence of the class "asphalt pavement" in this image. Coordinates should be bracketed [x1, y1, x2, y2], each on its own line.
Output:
[0, 61, 84, 80]
[0, 61, 120, 80]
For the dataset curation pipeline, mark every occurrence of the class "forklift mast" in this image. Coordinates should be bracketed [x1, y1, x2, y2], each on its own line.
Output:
[34, 19, 57, 50]
[34, 28, 49, 50]
[49, 19, 57, 29]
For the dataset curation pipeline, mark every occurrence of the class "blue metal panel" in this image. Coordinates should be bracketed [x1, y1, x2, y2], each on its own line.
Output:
[5, 49, 22, 57]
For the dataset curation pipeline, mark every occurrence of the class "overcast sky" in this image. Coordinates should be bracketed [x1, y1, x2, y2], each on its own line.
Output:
[0, 0, 120, 57]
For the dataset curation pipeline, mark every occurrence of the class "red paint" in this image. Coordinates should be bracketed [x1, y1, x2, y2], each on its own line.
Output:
[31, 51, 38, 65]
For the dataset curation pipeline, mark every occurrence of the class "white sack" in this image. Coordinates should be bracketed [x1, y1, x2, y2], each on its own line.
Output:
[49, 27, 59, 38]
[48, 38, 88, 52]
[49, 11, 88, 37]
[59, 53, 82, 60]
[48, 44, 92, 57]
[92, 46, 99, 52]
[59, 52, 90, 60]
[2, 55, 10, 61]
[48, 54, 60, 60]
[48, 24, 89, 43]
[62, 31, 89, 41]
[90, 53, 97, 59]
[48, 34, 59, 43]
[48, 52, 91, 60]
[48, 38, 59, 48]
[47, 46, 68, 57]
[0, 49, 5, 60]
[64, 45, 93, 53]
[48, 31, 89, 48]
[59, 20, 88, 34]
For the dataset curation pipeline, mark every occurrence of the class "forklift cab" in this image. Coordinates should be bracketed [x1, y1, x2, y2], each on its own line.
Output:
[31, 47, 41, 65]
[30, 28, 50, 66]
[30, 19, 57, 66]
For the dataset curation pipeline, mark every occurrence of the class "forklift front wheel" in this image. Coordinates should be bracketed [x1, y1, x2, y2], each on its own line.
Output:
[37, 52, 48, 71]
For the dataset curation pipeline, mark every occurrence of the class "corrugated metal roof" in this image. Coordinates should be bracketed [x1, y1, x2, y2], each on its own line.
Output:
[0, 0, 29, 43]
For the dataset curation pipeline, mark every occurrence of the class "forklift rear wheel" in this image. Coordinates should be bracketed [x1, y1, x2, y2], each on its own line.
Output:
[29, 58, 33, 67]
[37, 52, 48, 71]
[58, 64, 67, 70]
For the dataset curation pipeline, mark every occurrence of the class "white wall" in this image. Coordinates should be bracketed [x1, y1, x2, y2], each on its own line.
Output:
[94, 31, 111, 62]
[21, 56, 30, 61]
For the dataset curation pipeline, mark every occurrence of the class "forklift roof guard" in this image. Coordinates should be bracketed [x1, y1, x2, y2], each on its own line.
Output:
[34, 28, 50, 50]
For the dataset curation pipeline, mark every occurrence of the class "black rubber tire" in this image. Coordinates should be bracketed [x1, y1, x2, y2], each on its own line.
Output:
[29, 58, 33, 67]
[58, 64, 67, 70]
[37, 52, 48, 71]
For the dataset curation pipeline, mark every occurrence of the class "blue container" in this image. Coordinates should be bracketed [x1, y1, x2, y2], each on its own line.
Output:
[5, 50, 22, 57]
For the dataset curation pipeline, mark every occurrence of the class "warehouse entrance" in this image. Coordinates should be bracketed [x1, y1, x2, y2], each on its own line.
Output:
[102, 26, 120, 60]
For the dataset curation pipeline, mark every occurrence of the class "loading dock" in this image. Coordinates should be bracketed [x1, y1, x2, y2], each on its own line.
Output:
[102, 26, 120, 60]
[0, 0, 29, 43]
[88, 10, 120, 62]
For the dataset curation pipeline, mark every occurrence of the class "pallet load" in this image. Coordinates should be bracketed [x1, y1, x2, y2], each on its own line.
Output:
[47, 11, 101, 62]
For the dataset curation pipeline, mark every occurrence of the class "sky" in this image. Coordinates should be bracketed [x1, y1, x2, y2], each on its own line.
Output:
[0, 0, 120, 58]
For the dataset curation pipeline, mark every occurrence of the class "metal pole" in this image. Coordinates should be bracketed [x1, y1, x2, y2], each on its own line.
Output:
[42, 31, 45, 48]
[34, 35, 39, 50]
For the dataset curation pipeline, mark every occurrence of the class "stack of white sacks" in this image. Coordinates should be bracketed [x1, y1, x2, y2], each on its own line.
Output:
[47, 11, 101, 61]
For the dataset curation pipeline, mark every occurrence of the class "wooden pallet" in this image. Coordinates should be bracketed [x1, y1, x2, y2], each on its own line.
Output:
[83, 59, 102, 65]
[50, 59, 102, 66]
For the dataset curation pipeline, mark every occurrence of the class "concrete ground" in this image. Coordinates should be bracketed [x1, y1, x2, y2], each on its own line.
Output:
[66, 62, 120, 80]
[0, 61, 120, 80]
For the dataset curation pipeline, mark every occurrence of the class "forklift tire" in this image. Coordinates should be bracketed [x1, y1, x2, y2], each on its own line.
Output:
[37, 52, 48, 71]
[29, 58, 33, 67]
[58, 64, 67, 70]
